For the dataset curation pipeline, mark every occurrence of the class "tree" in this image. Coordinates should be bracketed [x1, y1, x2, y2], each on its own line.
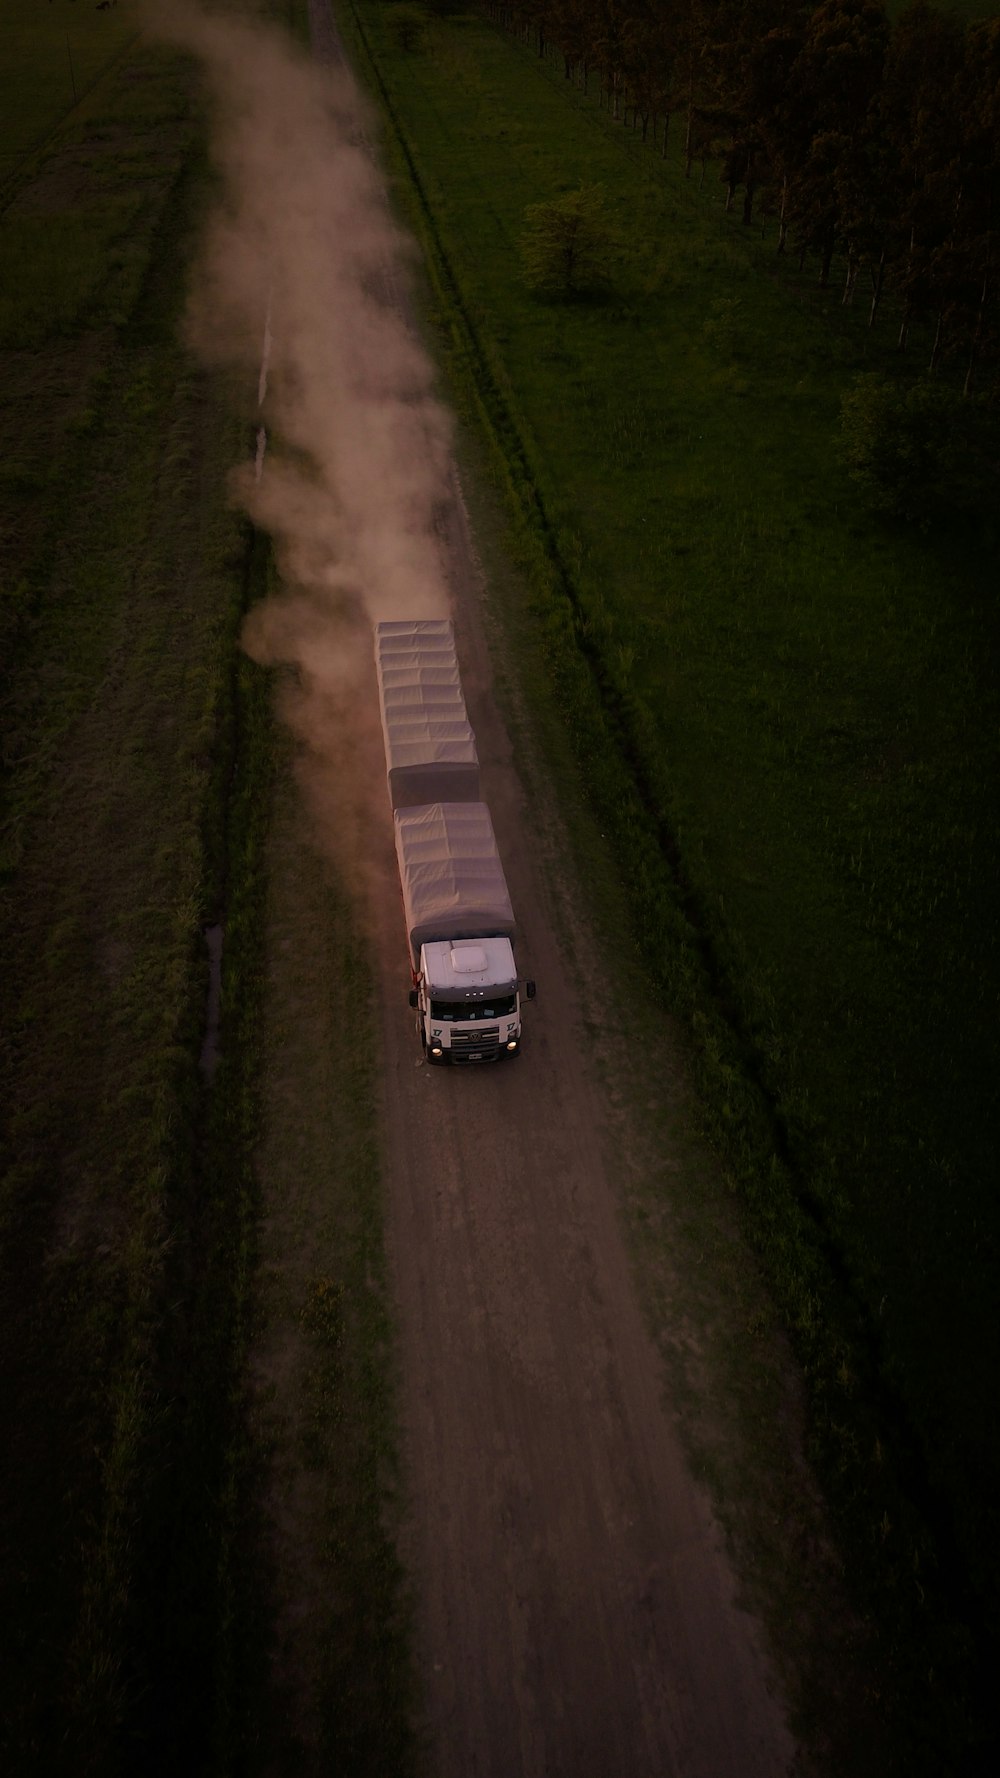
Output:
[692, 0, 802, 225]
[520, 184, 616, 298]
[620, 3, 679, 145]
[948, 18, 1000, 390]
[591, 0, 629, 119]
[389, 5, 427, 52]
[784, 0, 889, 285]
[545, 0, 597, 87]
[881, 4, 966, 350]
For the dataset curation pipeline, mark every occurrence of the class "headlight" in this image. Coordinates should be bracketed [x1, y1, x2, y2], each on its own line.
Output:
[505, 1039, 518, 1052]
[430, 1043, 444, 1057]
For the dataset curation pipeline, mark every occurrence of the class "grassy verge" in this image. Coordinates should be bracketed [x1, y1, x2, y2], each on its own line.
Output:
[126, 554, 416, 1778]
[339, 5, 998, 1770]
[239, 738, 417, 1774]
[104, 517, 275, 1775]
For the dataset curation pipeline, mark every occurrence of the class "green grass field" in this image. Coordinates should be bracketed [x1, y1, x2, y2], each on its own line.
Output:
[340, 4, 1000, 1765]
[0, 0, 139, 171]
[0, 18, 251, 1759]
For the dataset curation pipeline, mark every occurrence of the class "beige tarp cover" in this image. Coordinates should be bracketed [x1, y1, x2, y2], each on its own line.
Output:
[374, 619, 480, 810]
[394, 802, 515, 959]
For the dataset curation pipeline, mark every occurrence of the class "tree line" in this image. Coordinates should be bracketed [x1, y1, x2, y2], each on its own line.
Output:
[485, 0, 1000, 395]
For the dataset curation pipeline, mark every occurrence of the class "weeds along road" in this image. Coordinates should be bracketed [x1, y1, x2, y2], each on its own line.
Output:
[287, 4, 797, 1774]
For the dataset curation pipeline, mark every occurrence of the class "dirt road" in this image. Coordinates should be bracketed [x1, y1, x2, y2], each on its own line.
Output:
[366, 467, 795, 1777]
[295, 6, 798, 1772]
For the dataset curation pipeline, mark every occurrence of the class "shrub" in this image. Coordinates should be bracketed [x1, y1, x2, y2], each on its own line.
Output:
[519, 185, 616, 300]
[840, 375, 1000, 529]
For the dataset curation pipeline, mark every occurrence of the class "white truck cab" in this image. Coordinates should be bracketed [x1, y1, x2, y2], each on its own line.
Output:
[412, 937, 526, 1063]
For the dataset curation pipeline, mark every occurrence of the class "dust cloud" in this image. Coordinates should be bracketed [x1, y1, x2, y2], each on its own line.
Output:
[145, 0, 455, 886]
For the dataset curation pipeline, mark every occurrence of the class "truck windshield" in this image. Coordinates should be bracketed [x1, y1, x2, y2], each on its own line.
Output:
[430, 994, 517, 1022]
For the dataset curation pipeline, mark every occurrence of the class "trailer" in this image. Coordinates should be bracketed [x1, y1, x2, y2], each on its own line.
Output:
[374, 620, 534, 1063]
[374, 618, 480, 809]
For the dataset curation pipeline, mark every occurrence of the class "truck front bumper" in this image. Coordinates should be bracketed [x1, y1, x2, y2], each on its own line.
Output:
[428, 1030, 520, 1063]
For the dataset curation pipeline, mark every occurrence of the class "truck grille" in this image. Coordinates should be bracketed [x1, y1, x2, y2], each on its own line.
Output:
[449, 1026, 500, 1061]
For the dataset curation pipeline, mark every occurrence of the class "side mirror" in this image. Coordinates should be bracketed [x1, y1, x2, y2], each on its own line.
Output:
[408, 989, 418, 1009]
[525, 980, 536, 1001]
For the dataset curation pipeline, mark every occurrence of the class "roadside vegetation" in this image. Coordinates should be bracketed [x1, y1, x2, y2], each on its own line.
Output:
[243, 742, 417, 1775]
[0, 5, 413, 1773]
[0, 15, 254, 1763]
[339, 3, 999, 1770]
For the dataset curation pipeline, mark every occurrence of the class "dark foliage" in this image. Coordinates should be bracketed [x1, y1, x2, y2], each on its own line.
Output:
[488, 0, 1000, 392]
[841, 373, 1000, 525]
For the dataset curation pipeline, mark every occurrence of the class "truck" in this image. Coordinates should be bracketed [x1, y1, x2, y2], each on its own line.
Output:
[374, 619, 535, 1063]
